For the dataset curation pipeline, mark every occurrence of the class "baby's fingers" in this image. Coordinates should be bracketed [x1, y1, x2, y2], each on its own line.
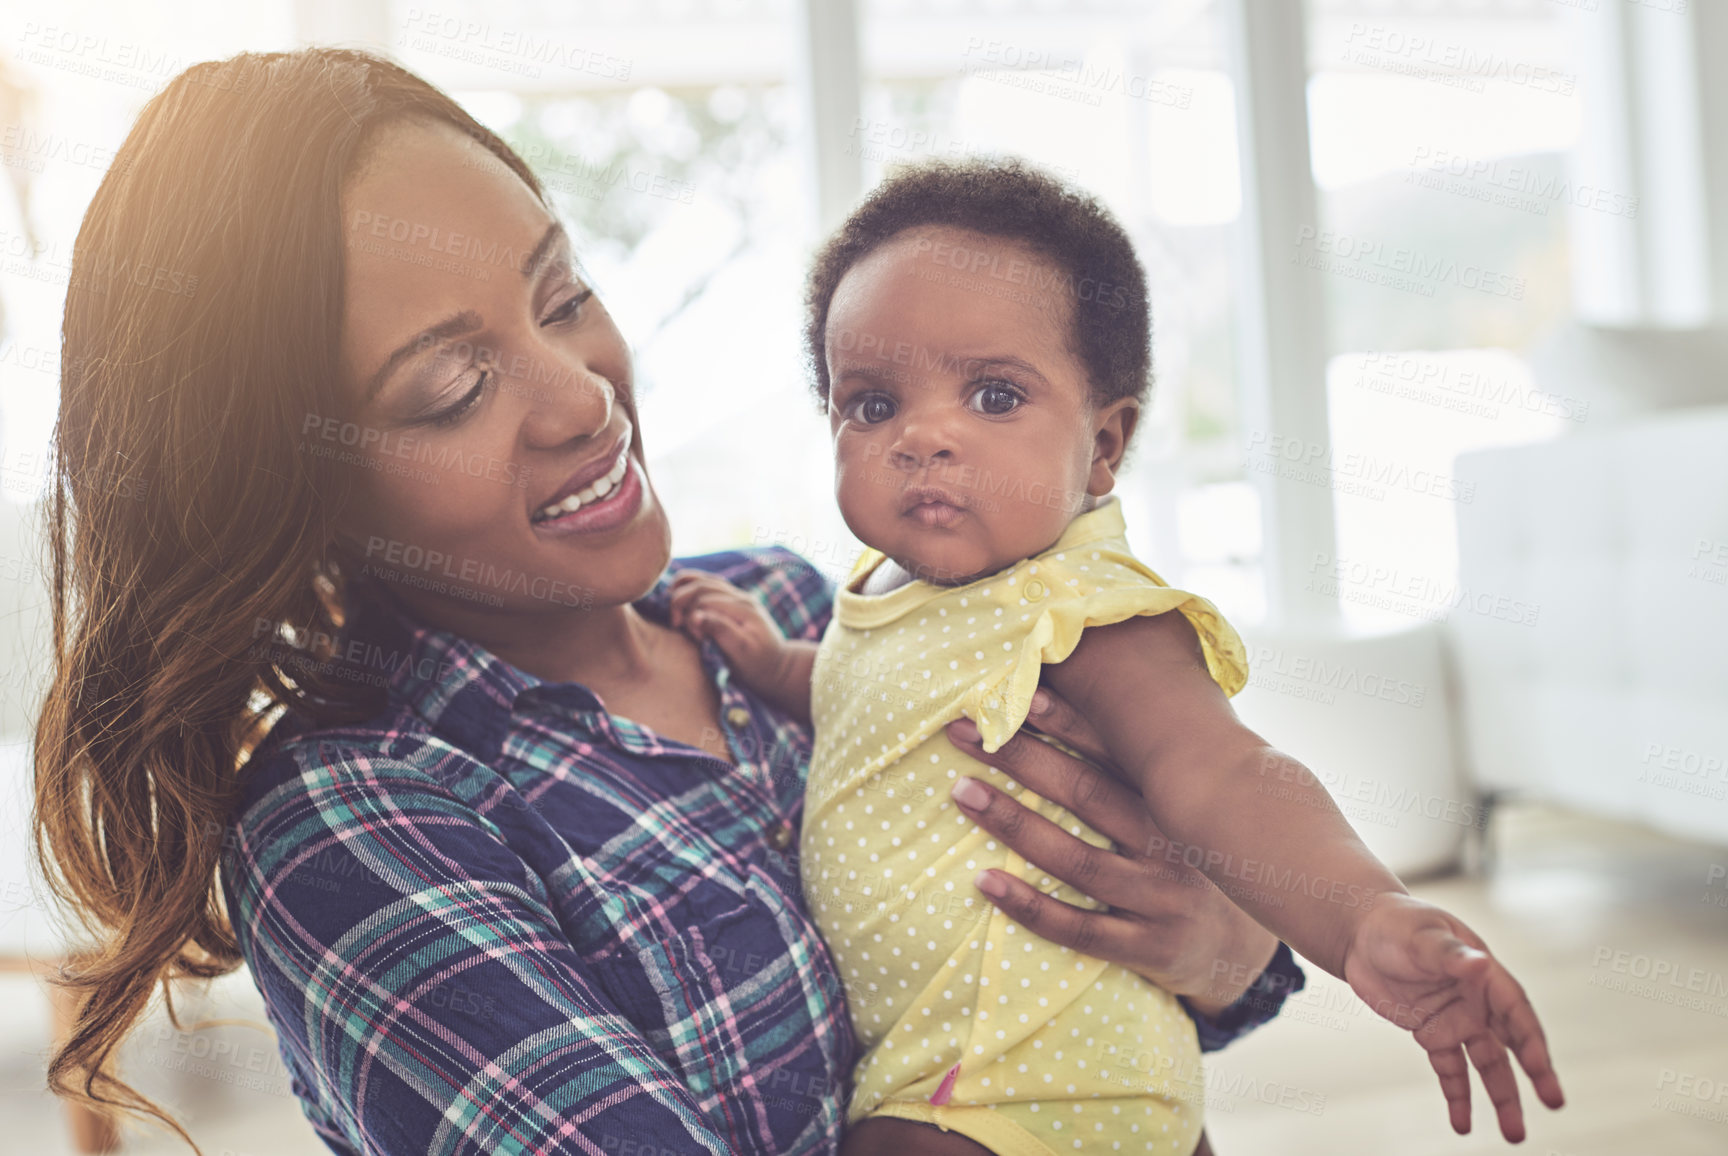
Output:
[694, 608, 754, 652]
[1427, 1046, 1473, 1135]
[1461, 1029, 1526, 1142]
[1411, 924, 1491, 982]
[1487, 967, 1566, 1111]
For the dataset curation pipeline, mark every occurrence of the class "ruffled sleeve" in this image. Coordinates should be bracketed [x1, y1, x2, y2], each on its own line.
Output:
[958, 546, 1249, 754]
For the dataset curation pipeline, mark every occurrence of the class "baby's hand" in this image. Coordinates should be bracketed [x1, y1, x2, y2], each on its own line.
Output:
[668, 571, 814, 723]
[1343, 893, 1564, 1142]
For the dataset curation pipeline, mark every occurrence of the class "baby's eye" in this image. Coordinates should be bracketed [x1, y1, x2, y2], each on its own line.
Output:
[852, 393, 897, 424]
[968, 382, 1024, 416]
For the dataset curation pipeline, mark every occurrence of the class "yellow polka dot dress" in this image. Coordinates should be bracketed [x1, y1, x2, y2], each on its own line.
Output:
[804, 499, 1250, 1156]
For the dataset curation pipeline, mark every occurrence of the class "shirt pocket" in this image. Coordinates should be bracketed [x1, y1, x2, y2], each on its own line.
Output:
[586, 870, 847, 1136]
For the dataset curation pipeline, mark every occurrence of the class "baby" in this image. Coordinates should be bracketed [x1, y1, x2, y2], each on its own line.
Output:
[670, 158, 1563, 1155]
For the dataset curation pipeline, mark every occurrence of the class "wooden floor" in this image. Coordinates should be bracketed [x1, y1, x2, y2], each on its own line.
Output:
[2, 801, 1724, 1155]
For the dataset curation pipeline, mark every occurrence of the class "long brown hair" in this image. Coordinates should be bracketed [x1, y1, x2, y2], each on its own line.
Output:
[31, 48, 545, 1151]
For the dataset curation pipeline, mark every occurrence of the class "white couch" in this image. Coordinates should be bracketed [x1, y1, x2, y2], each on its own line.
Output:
[1448, 405, 1728, 845]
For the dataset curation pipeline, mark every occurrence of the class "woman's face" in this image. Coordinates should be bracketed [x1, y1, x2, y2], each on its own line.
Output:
[332, 118, 669, 625]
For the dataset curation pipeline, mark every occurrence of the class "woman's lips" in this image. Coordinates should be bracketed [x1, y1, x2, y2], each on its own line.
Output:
[530, 454, 646, 536]
[533, 428, 632, 521]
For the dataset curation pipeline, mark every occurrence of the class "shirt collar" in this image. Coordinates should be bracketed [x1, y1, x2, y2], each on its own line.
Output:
[836, 495, 1129, 622]
[340, 564, 690, 764]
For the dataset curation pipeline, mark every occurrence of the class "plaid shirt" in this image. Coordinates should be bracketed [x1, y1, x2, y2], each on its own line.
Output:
[221, 546, 1300, 1156]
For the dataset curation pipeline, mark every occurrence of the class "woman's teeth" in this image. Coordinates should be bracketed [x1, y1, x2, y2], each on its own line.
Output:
[533, 448, 629, 522]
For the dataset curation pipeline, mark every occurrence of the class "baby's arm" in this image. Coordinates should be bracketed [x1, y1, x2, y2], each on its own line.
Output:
[1042, 611, 1563, 1141]
[668, 571, 817, 726]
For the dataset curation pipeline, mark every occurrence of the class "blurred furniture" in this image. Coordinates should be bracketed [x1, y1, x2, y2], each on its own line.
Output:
[1231, 622, 1469, 878]
[1449, 405, 1728, 845]
[2, 738, 121, 1152]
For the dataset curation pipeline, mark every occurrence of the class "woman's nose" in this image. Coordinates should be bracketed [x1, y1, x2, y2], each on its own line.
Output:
[525, 363, 617, 444]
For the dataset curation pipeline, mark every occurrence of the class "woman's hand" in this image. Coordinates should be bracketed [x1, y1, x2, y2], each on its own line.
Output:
[943, 684, 1279, 1015]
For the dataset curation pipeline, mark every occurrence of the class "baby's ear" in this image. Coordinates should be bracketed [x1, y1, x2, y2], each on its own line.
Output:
[1088, 398, 1139, 496]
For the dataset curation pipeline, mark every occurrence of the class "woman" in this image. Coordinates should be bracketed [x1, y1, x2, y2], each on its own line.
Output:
[33, 48, 1302, 1155]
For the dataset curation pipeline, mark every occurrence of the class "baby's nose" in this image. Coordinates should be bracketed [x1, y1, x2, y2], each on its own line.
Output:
[888, 444, 954, 470]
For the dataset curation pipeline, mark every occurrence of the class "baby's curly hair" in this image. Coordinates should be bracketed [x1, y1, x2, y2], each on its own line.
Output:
[804, 156, 1152, 413]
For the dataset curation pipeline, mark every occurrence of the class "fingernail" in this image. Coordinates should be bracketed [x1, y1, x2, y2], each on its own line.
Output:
[974, 870, 1008, 899]
[948, 717, 981, 744]
[1029, 688, 1051, 715]
[951, 776, 989, 810]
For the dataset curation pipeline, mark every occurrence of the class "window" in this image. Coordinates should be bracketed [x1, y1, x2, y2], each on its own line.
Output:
[860, 0, 1256, 611]
[1305, 0, 1586, 630]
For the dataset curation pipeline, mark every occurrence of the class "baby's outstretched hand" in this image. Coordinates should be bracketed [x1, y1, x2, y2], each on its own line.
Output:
[1343, 894, 1564, 1142]
[668, 571, 815, 723]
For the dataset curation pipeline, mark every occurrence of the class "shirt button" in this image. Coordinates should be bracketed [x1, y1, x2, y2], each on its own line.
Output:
[1023, 579, 1047, 600]
[726, 706, 751, 727]
[767, 823, 794, 850]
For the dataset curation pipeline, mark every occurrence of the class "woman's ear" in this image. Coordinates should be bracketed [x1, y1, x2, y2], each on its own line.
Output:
[1087, 398, 1140, 496]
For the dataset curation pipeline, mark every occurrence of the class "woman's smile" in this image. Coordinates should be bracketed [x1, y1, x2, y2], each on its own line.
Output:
[530, 418, 634, 523]
[530, 449, 646, 536]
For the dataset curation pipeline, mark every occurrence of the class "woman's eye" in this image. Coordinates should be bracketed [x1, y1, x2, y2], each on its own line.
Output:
[969, 382, 1024, 416]
[854, 394, 897, 424]
[544, 286, 594, 327]
[427, 372, 489, 428]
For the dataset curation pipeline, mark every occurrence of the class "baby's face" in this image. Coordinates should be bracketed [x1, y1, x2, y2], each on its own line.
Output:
[825, 226, 1134, 586]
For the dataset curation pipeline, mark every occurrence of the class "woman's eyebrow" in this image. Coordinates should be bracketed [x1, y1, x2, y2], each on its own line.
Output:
[360, 220, 569, 406]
